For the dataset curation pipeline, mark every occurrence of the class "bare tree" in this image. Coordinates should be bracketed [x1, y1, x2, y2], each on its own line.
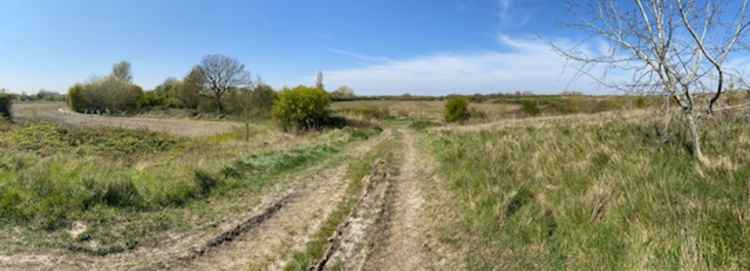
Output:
[112, 61, 133, 82]
[199, 54, 251, 112]
[555, 0, 750, 163]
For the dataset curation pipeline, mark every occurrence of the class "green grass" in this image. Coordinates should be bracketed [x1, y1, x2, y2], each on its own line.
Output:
[426, 115, 750, 270]
[0, 121, 378, 255]
[283, 131, 400, 271]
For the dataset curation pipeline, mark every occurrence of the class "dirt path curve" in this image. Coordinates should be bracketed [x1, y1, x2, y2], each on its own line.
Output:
[12, 102, 240, 137]
[175, 164, 349, 271]
[170, 129, 393, 271]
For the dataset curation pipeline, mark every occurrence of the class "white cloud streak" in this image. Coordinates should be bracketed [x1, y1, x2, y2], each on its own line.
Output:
[325, 36, 613, 96]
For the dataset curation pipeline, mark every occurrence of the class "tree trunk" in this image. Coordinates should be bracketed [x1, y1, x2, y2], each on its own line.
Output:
[215, 93, 223, 113]
[245, 109, 250, 142]
[686, 112, 707, 164]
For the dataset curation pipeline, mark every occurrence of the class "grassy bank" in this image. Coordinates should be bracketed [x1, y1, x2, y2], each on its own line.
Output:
[426, 115, 750, 270]
[0, 120, 380, 255]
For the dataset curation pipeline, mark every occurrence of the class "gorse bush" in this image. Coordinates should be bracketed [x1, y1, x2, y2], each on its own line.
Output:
[0, 94, 11, 119]
[444, 96, 470, 123]
[272, 86, 331, 131]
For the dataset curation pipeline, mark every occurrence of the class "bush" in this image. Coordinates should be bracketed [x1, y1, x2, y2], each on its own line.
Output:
[0, 94, 12, 119]
[444, 96, 470, 123]
[272, 86, 331, 131]
[67, 77, 143, 114]
[136, 91, 167, 109]
[520, 100, 541, 116]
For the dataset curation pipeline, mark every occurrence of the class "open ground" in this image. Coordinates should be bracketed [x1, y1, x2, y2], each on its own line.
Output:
[1, 93, 749, 270]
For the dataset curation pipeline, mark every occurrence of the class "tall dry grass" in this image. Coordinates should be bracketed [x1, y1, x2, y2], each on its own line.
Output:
[427, 112, 750, 270]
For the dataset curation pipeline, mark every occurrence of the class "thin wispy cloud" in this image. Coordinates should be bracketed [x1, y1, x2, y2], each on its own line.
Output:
[326, 48, 393, 63]
[496, 0, 534, 29]
[325, 36, 615, 96]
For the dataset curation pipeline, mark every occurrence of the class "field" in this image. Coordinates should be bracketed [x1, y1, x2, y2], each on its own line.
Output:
[1, 94, 749, 270]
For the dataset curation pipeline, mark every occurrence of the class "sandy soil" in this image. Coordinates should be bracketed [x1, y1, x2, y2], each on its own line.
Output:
[12, 102, 240, 137]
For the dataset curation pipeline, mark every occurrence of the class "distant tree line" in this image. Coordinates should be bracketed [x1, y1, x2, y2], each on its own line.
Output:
[66, 55, 346, 132]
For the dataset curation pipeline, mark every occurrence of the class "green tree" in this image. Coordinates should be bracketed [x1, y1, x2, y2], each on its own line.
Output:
[112, 61, 133, 82]
[177, 66, 204, 109]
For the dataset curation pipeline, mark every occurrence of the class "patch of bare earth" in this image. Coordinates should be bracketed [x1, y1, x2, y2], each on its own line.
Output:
[362, 130, 459, 270]
[12, 102, 240, 137]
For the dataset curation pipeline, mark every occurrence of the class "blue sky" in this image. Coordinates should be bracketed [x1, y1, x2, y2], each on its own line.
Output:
[1, 0, 599, 95]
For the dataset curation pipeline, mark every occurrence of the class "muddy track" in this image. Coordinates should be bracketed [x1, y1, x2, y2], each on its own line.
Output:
[313, 159, 394, 270]
[174, 165, 350, 271]
[315, 130, 460, 271]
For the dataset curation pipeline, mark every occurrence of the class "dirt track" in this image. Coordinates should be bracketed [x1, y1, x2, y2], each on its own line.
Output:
[314, 130, 462, 271]
[12, 103, 240, 137]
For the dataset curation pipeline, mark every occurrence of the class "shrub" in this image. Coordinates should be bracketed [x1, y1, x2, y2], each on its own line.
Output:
[272, 86, 331, 131]
[67, 61, 144, 114]
[520, 100, 541, 116]
[0, 94, 12, 119]
[67, 77, 143, 114]
[444, 96, 470, 123]
[136, 91, 167, 109]
[193, 170, 220, 196]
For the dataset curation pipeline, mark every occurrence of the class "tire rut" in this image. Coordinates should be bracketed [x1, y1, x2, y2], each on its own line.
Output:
[0, 132, 389, 271]
[362, 130, 430, 271]
[315, 130, 457, 271]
